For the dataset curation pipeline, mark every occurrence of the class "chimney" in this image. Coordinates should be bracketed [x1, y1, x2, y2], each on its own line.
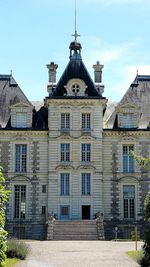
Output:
[46, 62, 58, 83]
[93, 61, 103, 83]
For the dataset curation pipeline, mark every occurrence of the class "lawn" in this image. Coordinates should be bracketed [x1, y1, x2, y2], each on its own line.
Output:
[5, 258, 20, 267]
[127, 250, 143, 262]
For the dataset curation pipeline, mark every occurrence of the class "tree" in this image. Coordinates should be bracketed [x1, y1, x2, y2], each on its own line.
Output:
[130, 151, 150, 266]
[130, 151, 150, 171]
[143, 192, 150, 265]
[0, 167, 10, 267]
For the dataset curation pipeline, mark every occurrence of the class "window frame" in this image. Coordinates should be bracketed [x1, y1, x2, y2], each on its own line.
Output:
[81, 113, 91, 130]
[81, 173, 91, 196]
[122, 144, 134, 173]
[16, 112, 27, 128]
[60, 205, 70, 219]
[61, 113, 70, 130]
[14, 185, 26, 219]
[15, 144, 27, 173]
[123, 185, 135, 220]
[81, 144, 91, 162]
[60, 143, 70, 162]
[60, 173, 70, 196]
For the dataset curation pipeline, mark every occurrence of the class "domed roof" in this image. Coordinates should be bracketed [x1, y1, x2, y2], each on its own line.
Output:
[69, 41, 82, 52]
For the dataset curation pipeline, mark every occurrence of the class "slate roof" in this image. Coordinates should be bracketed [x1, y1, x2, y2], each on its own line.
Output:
[0, 75, 31, 127]
[106, 75, 150, 129]
[49, 48, 103, 98]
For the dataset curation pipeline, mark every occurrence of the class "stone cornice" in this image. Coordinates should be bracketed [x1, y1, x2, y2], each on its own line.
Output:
[103, 130, 150, 137]
[0, 130, 48, 138]
[46, 98, 107, 106]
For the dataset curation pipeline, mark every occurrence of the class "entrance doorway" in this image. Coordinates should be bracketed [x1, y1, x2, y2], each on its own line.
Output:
[82, 205, 90, 219]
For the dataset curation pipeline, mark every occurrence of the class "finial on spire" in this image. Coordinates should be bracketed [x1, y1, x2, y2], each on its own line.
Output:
[10, 69, 12, 76]
[136, 69, 138, 76]
[72, 0, 80, 41]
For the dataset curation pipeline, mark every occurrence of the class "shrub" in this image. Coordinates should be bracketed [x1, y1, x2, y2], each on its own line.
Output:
[6, 239, 29, 260]
[0, 167, 10, 267]
[137, 251, 150, 267]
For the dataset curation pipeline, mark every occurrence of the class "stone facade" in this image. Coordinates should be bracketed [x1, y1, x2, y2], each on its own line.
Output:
[0, 39, 150, 240]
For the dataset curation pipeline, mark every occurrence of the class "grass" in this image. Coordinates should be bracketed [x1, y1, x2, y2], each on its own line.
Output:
[5, 258, 20, 267]
[127, 250, 143, 261]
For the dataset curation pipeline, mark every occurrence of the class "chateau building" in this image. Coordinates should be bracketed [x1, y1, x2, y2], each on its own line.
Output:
[0, 36, 150, 239]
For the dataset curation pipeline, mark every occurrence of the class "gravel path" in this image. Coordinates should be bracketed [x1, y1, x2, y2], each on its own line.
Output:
[16, 240, 143, 267]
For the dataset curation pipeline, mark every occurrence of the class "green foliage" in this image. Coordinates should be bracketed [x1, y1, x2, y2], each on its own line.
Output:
[130, 151, 150, 171]
[127, 250, 144, 262]
[6, 239, 29, 260]
[142, 192, 150, 266]
[0, 167, 10, 267]
[130, 152, 150, 266]
[144, 192, 150, 222]
[5, 258, 19, 267]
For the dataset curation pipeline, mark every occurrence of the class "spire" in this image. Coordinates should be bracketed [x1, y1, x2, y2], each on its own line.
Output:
[72, 0, 80, 42]
[69, 0, 82, 58]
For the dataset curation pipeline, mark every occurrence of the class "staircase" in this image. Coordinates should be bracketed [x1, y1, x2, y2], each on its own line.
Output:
[53, 220, 98, 240]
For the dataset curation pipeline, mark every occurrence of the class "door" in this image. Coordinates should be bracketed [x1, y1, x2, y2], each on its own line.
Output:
[82, 205, 90, 219]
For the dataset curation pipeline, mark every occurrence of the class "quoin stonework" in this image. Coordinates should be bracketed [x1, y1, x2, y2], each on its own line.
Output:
[0, 35, 150, 240]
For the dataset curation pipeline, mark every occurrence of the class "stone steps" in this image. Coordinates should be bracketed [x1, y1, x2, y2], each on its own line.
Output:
[53, 220, 98, 240]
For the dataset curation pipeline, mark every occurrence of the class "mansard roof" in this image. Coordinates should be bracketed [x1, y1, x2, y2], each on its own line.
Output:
[106, 75, 150, 129]
[49, 49, 103, 98]
[0, 74, 30, 127]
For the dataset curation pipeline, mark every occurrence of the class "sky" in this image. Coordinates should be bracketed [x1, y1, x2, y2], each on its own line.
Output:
[0, 0, 150, 102]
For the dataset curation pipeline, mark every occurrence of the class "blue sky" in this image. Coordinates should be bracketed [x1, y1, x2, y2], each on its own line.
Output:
[0, 0, 150, 102]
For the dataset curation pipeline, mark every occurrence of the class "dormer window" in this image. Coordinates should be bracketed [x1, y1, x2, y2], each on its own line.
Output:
[121, 114, 134, 128]
[16, 112, 27, 128]
[64, 79, 87, 96]
[117, 104, 140, 129]
[71, 83, 80, 95]
[10, 102, 33, 128]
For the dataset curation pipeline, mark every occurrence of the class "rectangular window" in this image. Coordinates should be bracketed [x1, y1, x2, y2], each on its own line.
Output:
[60, 205, 69, 219]
[82, 173, 91, 195]
[60, 173, 70, 195]
[42, 185, 46, 193]
[82, 113, 91, 129]
[123, 185, 135, 219]
[61, 144, 70, 162]
[42, 206, 46, 215]
[14, 185, 26, 219]
[81, 144, 91, 162]
[16, 113, 27, 128]
[123, 145, 134, 173]
[15, 144, 27, 172]
[122, 114, 134, 128]
[61, 113, 70, 129]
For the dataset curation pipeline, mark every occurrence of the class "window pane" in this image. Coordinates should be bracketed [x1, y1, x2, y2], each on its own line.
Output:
[60, 173, 70, 195]
[122, 114, 134, 128]
[15, 144, 27, 172]
[61, 113, 70, 129]
[61, 144, 70, 161]
[123, 145, 134, 172]
[60, 206, 69, 218]
[82, 144, 91, 162]
[16, 113, 27, 128]
[14, 185, 26, 219]
[82, 173, 91, 195]
[123, 185, 135, 219]
[82, 113, 91, 129]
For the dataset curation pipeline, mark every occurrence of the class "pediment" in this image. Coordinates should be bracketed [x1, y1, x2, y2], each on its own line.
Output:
[116, 103, 140, 113]
[118, 175, 139, 182]
[10, 174, 31, 182]
[10, 101, 33, 109]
